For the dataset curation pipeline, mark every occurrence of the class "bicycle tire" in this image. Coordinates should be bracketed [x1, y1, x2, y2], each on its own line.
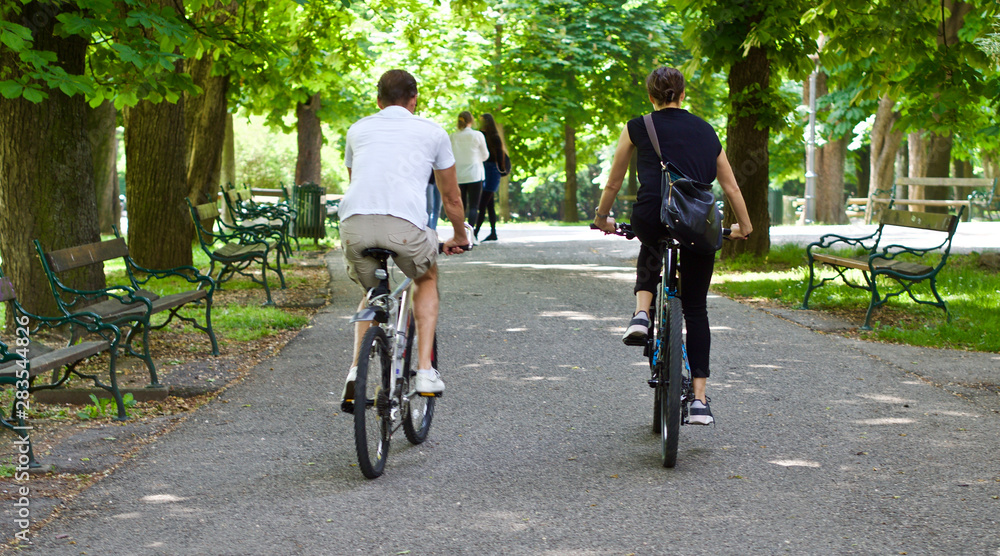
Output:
[649, 301, 661, 434]
[402, 314, 436, 444]
[354, 326, 391, 479]
[660, 296, 683, 468]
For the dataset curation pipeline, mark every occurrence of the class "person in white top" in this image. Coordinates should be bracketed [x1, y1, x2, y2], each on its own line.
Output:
[339, 69, 470, 408]
[449, 111, 489, 233]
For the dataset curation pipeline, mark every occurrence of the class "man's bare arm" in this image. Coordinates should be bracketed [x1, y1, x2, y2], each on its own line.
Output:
[434, 165, 469, 253]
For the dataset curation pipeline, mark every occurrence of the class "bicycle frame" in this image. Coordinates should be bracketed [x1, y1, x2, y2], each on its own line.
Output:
[650, 239, 694, 426]
[351, 268, 415, 422]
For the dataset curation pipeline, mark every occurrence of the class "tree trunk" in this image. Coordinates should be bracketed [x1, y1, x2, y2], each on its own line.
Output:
[907, 130, 927, 204]
[0, 3, 104, 324]
[562, 120, 579, 222]
[220, 113, 236, 225]
[295, 92, 322, 186]
[922, 132, 953, 213]
[816, 136, 848, 224]
[124, 91, 191, 269]
[494, 22, 510, 222]
[185, 54, 230, 208]
[855, 144, 871, 198]
[866, 96, 904, 223]
[88, 101, 120, 234]
[722, 45, 770, 258]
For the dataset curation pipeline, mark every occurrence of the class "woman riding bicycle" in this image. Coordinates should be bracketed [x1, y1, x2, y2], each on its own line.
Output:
[593, 66, 753, 426]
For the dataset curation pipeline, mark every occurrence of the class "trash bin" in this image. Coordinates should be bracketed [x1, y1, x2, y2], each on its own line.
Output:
[293, 182, 327, 245]
[768, 188, 783, 226]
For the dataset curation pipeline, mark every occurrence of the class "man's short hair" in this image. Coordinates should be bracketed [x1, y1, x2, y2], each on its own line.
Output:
[377, 70, 418, 106]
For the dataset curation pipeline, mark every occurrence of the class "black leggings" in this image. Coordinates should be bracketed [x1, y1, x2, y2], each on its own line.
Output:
[459, 182, 483, 227]
[475, 191, 497, 236]
[631, 201, 715, 379]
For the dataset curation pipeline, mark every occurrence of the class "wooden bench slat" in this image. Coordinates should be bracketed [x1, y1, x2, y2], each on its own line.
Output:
[0, 340, 109, 378]
[894, 177, 994, 187]
[881, 209, 956, 232]
[811, 254, 868, 271]
[44, 238, 129, 273]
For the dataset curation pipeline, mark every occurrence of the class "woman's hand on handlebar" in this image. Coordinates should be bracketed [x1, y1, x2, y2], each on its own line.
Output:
[728, 222, 750, 240]
[593, 215, 616, 233]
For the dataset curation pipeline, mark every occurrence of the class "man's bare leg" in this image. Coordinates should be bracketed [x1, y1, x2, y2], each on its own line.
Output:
[412, 264, 439, 370]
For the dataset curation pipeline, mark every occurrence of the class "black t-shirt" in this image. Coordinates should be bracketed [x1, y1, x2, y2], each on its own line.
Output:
[626, 108, 722, 208]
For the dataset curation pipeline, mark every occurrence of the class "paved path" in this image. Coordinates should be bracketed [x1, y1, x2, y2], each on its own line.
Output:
[13, 227, 1000, 555]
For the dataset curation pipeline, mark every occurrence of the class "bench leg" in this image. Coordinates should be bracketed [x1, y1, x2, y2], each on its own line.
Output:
[861, 275, 883, 330]
[801, 257, 818, 309]
[124, 322, 160, 387]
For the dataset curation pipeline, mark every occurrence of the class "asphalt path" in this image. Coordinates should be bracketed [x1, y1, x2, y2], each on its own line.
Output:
[16, 226, 1000, 555]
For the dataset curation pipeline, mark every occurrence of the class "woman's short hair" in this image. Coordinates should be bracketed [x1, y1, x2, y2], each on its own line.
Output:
[646, 67, 685, 105]
[458, 111, 474, 129]
[377, 70, 418, 105]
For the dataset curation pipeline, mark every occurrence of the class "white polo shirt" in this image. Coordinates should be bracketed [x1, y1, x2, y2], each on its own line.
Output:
[341, 106, 455, 229]
[449, 126, 489, 184]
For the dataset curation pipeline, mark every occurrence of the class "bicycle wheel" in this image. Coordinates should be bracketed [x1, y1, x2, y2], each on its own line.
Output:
[402, 314, 436, 444]
[354, 326, 391, 479]
[660, 296, 683, 468]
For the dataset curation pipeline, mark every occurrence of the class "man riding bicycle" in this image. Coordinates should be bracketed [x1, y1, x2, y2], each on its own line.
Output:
[339, 69, 470, 411]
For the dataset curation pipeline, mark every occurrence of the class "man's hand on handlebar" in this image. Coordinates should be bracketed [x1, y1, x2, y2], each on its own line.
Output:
[442, 222, 473, 255]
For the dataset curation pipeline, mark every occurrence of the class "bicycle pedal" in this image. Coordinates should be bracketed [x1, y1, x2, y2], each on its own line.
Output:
[419, 392, 442, 397]
[341, 400, 354, 414]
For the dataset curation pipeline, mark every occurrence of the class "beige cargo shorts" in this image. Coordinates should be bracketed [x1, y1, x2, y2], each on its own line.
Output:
[340, 214, 437, 290]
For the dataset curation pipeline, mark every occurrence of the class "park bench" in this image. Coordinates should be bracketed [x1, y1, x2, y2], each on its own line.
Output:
[221, 186, 295, 259]
[968, 177, 999, 220]
[866, 177, 993, 223]
[33, 228, 219, 386]
[801, 205, 964, 330]
[188, 199, 284, 305]
[0, 270, 128, 467]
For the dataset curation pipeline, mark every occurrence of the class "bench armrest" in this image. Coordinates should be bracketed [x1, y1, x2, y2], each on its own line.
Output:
[126, 259, 216, 292]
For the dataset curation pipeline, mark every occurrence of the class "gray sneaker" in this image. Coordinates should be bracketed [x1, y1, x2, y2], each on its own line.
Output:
[622, 311, 649, 346]
[415, 368, 445, 395]
[688, 398, 714, 425]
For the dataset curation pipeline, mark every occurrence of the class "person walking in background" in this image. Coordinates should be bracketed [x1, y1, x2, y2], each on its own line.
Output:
[475, 113, 508, 242]
[450, 111, 489, 234]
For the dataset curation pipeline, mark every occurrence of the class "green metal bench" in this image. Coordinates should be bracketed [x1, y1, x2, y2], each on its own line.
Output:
[801, 206, 964, 330]
[34, 228, 219, 389]
[968, 177, 999, 221]
[188, 199, 284, 306]
[221, 186, 295, 258]
[0, 270, 127, 467]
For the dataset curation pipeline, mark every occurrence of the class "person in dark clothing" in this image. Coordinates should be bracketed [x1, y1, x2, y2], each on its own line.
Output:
[475, 113, 508, 241]
[593, 66, 753, 426]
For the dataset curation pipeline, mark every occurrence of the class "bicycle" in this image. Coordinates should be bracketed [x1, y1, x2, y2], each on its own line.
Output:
[349, 243, 466, 479]
[593, 222, 730, 468]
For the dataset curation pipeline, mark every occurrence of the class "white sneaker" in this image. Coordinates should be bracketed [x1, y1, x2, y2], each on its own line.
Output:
[341, 366, 357, 413]
[415, 368, 445, 394]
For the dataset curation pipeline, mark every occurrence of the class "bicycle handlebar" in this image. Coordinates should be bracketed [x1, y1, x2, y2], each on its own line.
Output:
[590, 223, 737, 240]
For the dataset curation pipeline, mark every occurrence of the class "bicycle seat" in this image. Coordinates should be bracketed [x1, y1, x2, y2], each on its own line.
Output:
[361, 248, 397, 263]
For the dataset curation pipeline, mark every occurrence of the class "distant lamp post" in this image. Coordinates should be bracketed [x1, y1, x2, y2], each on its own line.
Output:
[804, 36, 825, 225]
[804, 53, 819, 225]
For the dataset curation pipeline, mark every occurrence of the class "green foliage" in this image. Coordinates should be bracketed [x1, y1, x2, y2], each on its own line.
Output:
[77, 393, 137, 420]
[213, 304, 309, 342]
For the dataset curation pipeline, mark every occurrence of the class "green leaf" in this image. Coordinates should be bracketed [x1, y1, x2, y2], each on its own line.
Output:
[0, 80, 23, 99]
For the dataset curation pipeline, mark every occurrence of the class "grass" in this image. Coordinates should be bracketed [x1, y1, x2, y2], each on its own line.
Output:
[712, 243, 1000, 353]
